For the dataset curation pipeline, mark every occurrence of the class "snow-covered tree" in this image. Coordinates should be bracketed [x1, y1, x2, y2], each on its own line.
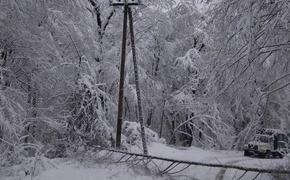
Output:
[207, 0, 290, 149]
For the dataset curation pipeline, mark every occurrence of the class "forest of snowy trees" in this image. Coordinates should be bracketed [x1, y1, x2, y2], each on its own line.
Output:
[0, 0, 289, 167]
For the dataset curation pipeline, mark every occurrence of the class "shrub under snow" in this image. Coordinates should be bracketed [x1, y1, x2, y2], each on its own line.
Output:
[122, 121, 165, 149]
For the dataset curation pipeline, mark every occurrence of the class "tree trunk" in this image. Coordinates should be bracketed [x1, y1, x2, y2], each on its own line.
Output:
[159, 99, 166, 138]
[25, 75, 38, 156]
[146, 108, 153, 127]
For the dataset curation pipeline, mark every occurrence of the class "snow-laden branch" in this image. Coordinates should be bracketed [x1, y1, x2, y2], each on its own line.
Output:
[262, 73, 290, 91]
[172, 114, 218, 136]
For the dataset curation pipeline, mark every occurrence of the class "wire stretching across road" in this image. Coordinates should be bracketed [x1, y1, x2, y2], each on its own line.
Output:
[93, 146, 290, 175]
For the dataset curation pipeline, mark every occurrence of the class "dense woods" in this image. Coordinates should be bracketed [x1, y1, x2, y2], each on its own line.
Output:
[0, 0, 289, 167]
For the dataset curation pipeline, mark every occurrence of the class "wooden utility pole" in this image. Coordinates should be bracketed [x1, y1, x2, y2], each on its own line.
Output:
[115, 2, 129, 149]
[111, 0, 147, 153]
[128, 7, 148, 154]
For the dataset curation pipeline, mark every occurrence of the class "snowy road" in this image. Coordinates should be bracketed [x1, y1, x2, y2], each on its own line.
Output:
[2, 142, 289, 180]
[147, 143, 290, 180]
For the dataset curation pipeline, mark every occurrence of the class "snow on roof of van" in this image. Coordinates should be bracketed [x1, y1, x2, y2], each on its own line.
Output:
[258, 128, 286, 135]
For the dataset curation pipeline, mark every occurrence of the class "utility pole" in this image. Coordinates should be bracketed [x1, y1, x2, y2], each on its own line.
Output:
[115, 1, 128, 149]
[128, 7, 148, 154]
[111, 0, 142, 150]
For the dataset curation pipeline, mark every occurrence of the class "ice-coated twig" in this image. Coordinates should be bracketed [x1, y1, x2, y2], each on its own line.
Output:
[237, 171, 248, 180]
[252, 172, 260, 180]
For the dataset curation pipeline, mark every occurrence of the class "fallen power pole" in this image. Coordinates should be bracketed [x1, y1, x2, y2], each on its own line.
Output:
[94, 146, 290, 176]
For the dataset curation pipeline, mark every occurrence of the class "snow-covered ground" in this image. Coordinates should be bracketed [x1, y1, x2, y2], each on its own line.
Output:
[2, 143, 289, 180]
[2, 160, 165, 180]
[148, 143, 290, 180]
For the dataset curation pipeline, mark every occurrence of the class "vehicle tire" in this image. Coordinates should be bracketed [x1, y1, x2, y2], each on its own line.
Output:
[244, 150, 250, 156]
[272, 152, 280, 159]
[278, 153, 284, 159]
[265, 150, 272, 159]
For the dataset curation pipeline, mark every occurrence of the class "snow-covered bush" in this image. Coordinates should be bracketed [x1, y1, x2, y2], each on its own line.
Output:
[66, 75, 114, 149]
[0, 0, 118, 163]
[122, 121, 165, 148]
[0, 154, 56, 179]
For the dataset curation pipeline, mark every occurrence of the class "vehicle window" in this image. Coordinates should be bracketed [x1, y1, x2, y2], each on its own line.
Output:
[278, 142, 286, 148]
[258, 136, 269, 143]
[277, 134, 288, 143]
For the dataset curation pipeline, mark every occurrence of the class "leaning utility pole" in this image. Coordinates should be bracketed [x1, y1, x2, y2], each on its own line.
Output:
[111, 0, 148, 154]
[128, 7, 148, 154]
[113, 0, 129, 150]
